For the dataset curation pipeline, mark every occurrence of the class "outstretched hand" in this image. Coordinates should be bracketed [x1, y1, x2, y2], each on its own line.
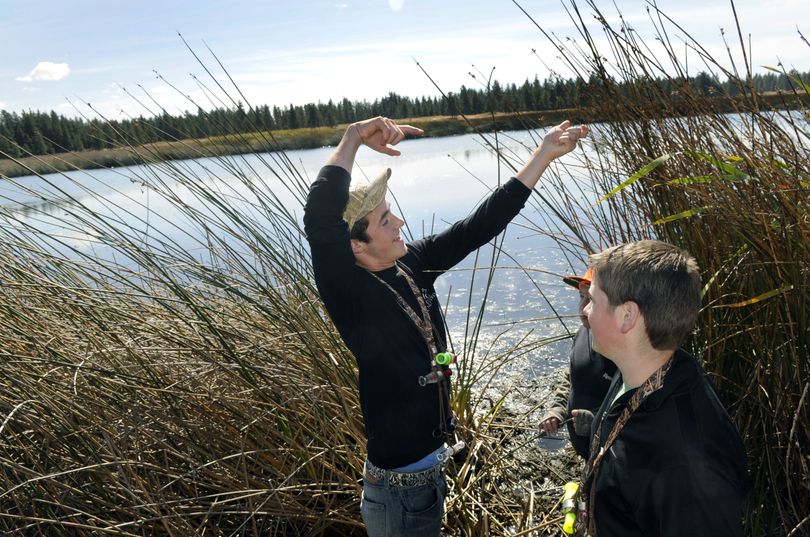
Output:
[514, 119, 589, 189]
[537, 120, 590, 162]
[353, 116, 424, 156]
[326, 116, 424, 171]
[539, 417, 560, 436]
[571, 408, 595, 436]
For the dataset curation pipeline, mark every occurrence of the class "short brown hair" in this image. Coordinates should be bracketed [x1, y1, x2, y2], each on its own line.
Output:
[589, 240, 701, 350]
[350, 216, 371, 243]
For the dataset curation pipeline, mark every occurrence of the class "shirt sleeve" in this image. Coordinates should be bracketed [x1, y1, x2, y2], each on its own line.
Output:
[406, 177, 532, 284]
[542, 367, 571, 424]
[303, 165, 356, 329]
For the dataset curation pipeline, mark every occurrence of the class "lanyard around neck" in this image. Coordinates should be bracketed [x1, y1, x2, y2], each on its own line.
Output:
[368, 263, 440, 357]
[582, 355, 674, 535]
[370, 263, 456, 443]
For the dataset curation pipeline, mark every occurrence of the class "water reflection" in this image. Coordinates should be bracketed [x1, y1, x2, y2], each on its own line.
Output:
[1, 130, 592, 374]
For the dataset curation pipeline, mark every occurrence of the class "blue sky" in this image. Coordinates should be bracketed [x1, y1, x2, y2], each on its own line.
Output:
[1, 0, 808, 119]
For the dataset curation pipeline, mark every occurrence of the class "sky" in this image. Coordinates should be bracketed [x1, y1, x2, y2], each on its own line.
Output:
[1, 0, 808, 120]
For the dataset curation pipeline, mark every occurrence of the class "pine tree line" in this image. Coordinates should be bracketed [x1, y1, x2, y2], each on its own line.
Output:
[0, 70, 806, 159]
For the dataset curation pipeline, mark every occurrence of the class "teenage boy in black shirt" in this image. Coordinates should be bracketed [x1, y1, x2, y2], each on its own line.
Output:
[304, 116, 588, 536]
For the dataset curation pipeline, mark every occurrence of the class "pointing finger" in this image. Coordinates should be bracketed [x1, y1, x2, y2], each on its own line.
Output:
[399, 125, 425, 137]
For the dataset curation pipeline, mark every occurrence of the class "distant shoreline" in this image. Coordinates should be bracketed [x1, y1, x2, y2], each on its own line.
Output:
[1, 93, 806, 180]
[0, 109, 584, 180]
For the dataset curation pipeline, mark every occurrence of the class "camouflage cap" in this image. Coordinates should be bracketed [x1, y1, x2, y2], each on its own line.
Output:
[343, 168, 392, 229]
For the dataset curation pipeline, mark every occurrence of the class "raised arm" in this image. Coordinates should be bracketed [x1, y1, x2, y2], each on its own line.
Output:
[304, 117, 424, 333]
[405, 119, 590, 280]
[515, 120, 589, 190]
[325, 116, 425, 173]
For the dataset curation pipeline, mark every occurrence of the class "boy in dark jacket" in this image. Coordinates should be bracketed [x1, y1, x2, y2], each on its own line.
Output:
[539, 268, 617, 459]
[581, 240, 747, 536]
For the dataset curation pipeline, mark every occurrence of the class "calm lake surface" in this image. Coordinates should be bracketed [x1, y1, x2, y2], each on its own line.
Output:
[1, 130, 597, 376]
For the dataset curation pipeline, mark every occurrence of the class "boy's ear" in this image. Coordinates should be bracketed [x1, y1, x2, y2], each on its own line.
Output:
[619, 301, 641, 334]
[350, 239, 365, 256]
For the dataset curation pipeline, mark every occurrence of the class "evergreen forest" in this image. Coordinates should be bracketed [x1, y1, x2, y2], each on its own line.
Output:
[0, 70, 807, 159]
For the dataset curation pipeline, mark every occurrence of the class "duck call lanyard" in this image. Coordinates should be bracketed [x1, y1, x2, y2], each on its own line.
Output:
[581, 356, 673, 536]
[368, 263, 452, 441]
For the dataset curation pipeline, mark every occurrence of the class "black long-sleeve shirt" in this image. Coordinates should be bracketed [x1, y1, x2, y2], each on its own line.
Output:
[304, 165, 531, 468]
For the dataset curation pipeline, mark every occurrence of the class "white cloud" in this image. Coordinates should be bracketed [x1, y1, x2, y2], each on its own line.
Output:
[389, 0, 404, 11]
[16, 62, 71, 82]
[0, 101, 6, 109]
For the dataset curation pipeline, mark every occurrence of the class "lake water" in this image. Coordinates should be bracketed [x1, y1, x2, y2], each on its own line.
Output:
[0, 130, 598, 377]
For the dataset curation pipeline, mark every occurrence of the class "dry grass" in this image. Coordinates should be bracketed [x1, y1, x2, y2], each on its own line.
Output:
[511, 1, 810, 534]
[0, 111, 571, 534]
[1, 2, 807, 535]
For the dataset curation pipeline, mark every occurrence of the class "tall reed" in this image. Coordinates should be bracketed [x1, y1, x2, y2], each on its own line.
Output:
[0, 45, 576, 535]
[513, 1, 809, 534]
[4, 2, 805, 532]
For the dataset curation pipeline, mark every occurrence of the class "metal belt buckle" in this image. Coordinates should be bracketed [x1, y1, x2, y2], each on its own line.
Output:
[389, 472, 407, 487]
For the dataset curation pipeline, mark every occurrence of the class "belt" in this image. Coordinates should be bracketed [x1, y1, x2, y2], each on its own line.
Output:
[364, 459, 444, 487]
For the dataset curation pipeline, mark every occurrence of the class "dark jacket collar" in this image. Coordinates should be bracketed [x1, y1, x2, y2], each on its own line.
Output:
[641, 348, 699, 411]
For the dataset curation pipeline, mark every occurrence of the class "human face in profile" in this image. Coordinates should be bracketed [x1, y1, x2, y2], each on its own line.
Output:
[578, 284, 591, 329]
[355, 199, 406, 269]
[583, 275, 622, 359]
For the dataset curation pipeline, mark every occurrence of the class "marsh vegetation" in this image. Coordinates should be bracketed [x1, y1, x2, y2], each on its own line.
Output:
[0, 1, 807, 535]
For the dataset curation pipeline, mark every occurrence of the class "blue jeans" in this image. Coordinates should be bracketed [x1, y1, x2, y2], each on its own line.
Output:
[360, 468, 447, 537]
